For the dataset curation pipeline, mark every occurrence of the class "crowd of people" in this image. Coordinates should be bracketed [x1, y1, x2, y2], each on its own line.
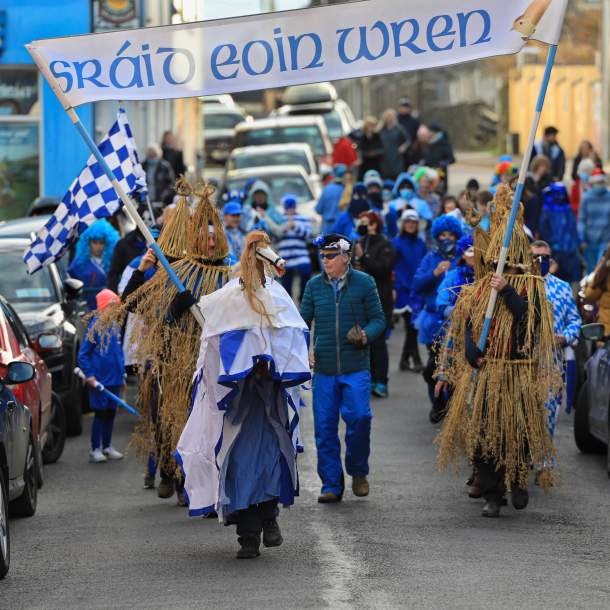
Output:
[63, 107, 610, 558]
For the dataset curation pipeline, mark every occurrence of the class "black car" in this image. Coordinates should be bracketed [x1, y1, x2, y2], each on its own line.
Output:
[574, 323, 610, 478]
[1, 361, 39, 579]
[0, 238, 85, 436]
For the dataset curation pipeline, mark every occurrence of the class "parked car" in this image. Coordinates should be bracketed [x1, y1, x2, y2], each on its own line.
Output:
[0, 361, 39, 579]
[26, 196, 61, 217]
[0, 295, 65, 476]
[224, 143, 320, 185]
[0, 238, 85, 436]
[233, 116, 333, 165]
[574, 323, 610, 478]
[275, 82, 357, 142]
[203, 105, 250, 165]
[223, 165, 321, 230]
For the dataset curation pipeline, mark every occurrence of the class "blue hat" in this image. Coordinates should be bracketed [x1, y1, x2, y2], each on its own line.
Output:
[432, 214, 464, 240]
[456, 234, 473, 259]
[383, 179, 395, 191]
[223, 201, 242, 216]
[282, 193, 298, 210]
[352, 182, 368, 200]
[313, 233, 352, 253]
[333, 164, 347, 179]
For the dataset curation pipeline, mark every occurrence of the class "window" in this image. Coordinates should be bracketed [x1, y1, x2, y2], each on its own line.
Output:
[0, 302, 29, 351]
[0, 67, 40, 221]
[236, 126, 326, 156]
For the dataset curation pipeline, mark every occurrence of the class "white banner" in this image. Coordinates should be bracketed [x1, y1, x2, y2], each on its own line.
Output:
[27, 0, 567, 107]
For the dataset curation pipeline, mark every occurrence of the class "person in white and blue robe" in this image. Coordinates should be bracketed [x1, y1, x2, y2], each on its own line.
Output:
[176, 274, 310, 559]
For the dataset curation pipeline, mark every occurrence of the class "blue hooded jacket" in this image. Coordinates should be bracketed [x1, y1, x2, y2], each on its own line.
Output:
[316, 180, 345, 235]
[69, 220, 120, 310]
[386, 173, 434, 239]
[392, 232, 427, 315]
[240, 179, 284, 233]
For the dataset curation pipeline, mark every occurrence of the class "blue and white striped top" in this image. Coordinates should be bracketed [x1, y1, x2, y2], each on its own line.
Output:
[278, 214, 312, 269]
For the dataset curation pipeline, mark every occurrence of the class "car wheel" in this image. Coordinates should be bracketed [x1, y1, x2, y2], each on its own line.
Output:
[0, 473, 9, 579]
[42, 393, 66, 464]
[574, 381, 606, 455]
[9, 434, 38, 518]
[65, 375, 84, 437]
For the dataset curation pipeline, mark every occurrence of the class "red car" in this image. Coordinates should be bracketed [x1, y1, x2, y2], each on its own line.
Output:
[0, 296, 64, 481]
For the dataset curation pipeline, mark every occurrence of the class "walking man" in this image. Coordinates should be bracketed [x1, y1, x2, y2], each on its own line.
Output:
[300, 234, 386, 503]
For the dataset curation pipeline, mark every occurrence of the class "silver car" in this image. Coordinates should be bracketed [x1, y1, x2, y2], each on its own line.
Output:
[233, 116, 333, 165]
[225, 143, 320, 185]
[574, 323, 610, 478]
[222, 165, 321, 234]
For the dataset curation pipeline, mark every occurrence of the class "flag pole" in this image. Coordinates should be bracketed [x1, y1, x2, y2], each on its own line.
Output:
[476, 44, 558, 355]
[27, 45, 205, 329]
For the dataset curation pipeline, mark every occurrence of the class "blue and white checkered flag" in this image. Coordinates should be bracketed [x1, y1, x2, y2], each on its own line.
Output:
[24, 109, 147, 274]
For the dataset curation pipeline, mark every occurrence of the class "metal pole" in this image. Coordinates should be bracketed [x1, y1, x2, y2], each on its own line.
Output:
[477, 44, 558, 354]
[27, 44, 205, 328]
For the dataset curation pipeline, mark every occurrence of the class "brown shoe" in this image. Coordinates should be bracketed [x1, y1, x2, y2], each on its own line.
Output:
[352, 476, 369, 497]
[157, 477, 175, 499]
[317, 492, 342, 504]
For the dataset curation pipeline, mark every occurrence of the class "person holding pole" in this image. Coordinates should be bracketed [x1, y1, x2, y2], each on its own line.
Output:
[436, 185, 558, 518]
[78, 289, 125, 464]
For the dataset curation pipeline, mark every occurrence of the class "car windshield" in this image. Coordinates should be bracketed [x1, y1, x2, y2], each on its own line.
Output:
[322, 111, 344, 140]
[230, 150, 311, 173]
[0, 250, 56, 304]
[226, 174, 313, 204]
[204, 113, 243, 130]
[235, 126, 326, 156]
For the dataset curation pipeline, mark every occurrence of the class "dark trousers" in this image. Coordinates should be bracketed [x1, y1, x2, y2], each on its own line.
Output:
[476, 455, 505, 503]
[281, 264, 311, 301]
[370, 328, 389, 385]
[400, 312, 421, 364]
[236, 499, 279, 540]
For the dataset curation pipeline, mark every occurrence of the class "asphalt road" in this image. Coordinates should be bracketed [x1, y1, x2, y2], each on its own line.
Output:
[3, 328, 610, 610]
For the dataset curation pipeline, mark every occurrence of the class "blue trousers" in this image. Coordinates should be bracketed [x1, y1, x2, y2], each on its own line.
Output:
[312, 371, 372, 495]
[583, 243, 606, 274]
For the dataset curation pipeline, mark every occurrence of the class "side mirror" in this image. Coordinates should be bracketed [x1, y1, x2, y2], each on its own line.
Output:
[63, 278, 83, 300]
[581, 323, 606, 342]
[1, 361, 35, 385]
[35, 332, 63, 352]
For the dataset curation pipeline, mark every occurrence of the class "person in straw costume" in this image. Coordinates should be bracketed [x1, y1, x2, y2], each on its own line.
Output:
[95, 178, 232, 499]
[435, 183, 559, 518]
[175, 231, 311, 559]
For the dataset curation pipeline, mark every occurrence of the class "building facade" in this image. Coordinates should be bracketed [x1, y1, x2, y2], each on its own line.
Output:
[0, 0, 94, 220]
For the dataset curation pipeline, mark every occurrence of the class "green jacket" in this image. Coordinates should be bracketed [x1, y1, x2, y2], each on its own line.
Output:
[300, 268, 386, 376]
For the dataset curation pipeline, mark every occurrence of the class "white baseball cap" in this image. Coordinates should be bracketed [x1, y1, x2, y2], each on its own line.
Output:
[401, 209, 419, 223]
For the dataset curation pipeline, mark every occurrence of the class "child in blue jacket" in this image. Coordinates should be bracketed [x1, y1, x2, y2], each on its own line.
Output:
[78, 289, 125, 463]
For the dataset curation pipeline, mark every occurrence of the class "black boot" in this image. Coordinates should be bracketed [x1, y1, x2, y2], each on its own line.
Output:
[511, 484, 529, 510]
[237, 536, 261, 559]
[262, 518, 283, 547]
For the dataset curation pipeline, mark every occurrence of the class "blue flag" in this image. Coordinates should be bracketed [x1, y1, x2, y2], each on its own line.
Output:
[24, 109, 146, 273]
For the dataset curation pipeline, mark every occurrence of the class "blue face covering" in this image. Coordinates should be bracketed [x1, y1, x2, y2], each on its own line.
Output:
[593, 185, 607, 195]
[538, 256, 550, 277]
[400, 189, 414, 201]
[438, 238, 456, 258]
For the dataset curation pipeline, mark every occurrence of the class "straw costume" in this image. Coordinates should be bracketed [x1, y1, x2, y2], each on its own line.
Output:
[95, 178, 232, 472]
[436, 184, 559, 510]
[176, 231, 310, 559]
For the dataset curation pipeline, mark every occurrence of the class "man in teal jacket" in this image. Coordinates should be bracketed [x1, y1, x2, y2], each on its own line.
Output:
[300, 234, 385, 503]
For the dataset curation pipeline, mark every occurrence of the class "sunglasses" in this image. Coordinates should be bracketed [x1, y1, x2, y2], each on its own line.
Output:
[320, 252, 341, 260]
